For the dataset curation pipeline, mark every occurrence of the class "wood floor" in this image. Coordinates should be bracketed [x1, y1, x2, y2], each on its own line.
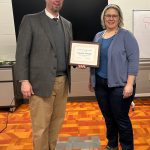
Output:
[0, 99, 150, 150]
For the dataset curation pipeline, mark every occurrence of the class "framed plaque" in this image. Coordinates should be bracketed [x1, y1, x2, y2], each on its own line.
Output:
[69, 41, 100, 67]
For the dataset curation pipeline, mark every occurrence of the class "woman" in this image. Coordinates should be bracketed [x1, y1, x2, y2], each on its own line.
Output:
[89, 4, 139, 150]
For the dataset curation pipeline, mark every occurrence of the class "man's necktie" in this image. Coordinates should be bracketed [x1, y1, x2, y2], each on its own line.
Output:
[53, 18, 58, 22]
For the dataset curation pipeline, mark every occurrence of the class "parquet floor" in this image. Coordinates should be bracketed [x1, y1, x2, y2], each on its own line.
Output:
[0, 99, 150, 150]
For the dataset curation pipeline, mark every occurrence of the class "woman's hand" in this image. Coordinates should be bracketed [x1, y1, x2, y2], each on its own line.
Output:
[123, 84, 133, 99]
[123, 75, 135, 98]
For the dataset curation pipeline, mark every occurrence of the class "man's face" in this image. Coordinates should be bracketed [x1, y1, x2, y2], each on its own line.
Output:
[46, 0, 64, 14]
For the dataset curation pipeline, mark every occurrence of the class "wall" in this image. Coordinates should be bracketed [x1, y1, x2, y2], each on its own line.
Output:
[69, 67, 93, 98]
[0, 0, 16, 61]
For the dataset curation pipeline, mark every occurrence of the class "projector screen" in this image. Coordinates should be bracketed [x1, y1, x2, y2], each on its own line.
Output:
[12, 0, 107, 41]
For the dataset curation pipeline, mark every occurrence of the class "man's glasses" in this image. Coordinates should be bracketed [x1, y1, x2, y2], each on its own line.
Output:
[104, 14, 119, 20]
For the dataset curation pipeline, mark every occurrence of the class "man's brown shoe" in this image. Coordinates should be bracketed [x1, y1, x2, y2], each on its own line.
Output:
[104, 145, 119, 150]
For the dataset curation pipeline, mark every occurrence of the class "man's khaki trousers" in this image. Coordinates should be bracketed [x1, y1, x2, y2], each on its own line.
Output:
[29, 76, 68, 150]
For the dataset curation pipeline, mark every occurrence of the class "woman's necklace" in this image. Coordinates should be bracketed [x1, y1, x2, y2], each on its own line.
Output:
[102, 28, 119, 39]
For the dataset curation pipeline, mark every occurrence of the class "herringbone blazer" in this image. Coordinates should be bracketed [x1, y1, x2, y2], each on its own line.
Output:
[15, 11, 73, 97]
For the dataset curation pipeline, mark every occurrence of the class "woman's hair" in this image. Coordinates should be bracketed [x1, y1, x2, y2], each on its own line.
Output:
[101, 4, 124, 29]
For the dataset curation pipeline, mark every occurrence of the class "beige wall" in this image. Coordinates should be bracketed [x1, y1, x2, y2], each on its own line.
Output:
[69, 67, 94, 97]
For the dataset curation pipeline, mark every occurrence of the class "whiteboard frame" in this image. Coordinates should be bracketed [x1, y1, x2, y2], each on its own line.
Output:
[133, 10, 150, 61]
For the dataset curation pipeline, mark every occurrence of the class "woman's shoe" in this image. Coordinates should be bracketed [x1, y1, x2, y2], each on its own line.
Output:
[104, 145, 119, 150]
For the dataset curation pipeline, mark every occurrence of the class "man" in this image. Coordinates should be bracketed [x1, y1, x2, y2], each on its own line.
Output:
[15, 0, 73, 149]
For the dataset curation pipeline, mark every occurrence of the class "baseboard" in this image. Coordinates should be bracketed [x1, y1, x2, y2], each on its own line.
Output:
[135, 93, 150, 98]
[21, 94, 150, 104]
[68, 96, 96, 101]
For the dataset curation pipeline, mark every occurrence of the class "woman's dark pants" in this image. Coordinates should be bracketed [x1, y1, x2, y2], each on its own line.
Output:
[95, 75, 136, 150]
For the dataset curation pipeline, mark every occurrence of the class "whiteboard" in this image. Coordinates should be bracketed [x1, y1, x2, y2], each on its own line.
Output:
[133, 10, 150, 59]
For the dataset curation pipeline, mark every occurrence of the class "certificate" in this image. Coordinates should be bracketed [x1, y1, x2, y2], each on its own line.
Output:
[69, 41, 100, 67]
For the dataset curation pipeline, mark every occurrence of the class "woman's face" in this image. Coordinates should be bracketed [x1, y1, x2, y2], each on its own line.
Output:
[104, 8, 120, 30]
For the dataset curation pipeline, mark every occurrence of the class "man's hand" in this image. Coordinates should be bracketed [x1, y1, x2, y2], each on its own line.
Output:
[21, 80, 34, 99]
